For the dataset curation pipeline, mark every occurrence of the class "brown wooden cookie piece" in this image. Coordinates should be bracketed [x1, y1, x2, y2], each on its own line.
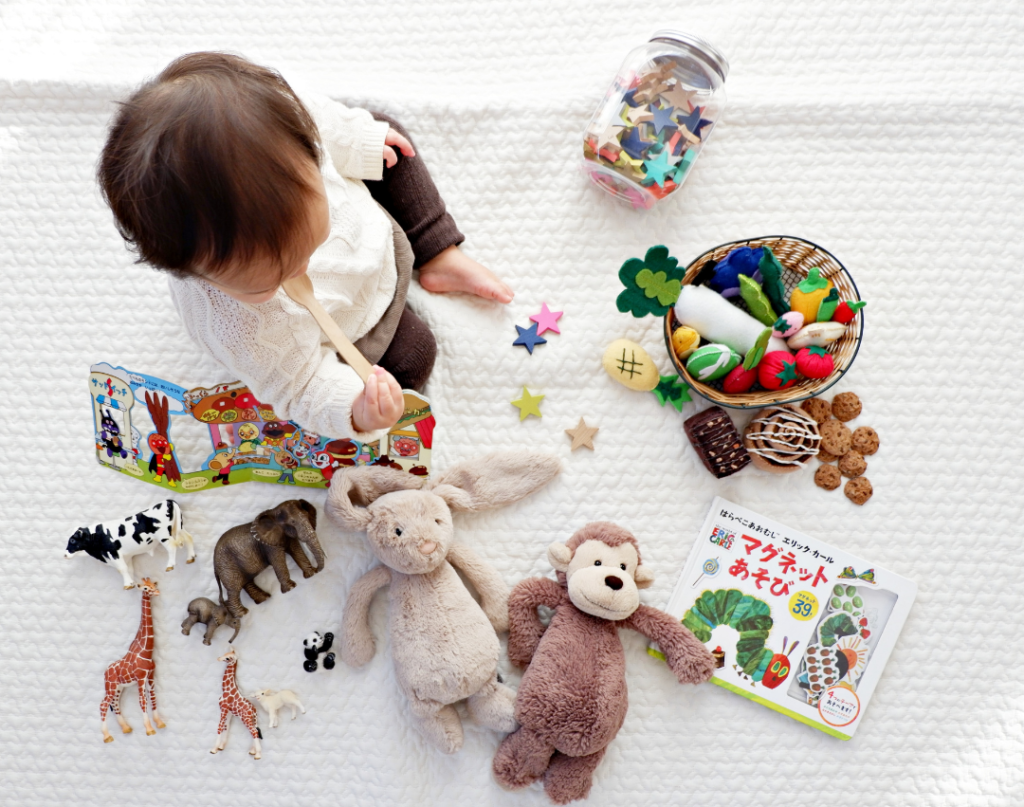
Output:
[844, 477, 873, 505]
[852, 426, 879, 456]
[815, 464, 842, 490]
[800, 397, 833, 424]
[838, 450, 867, 478]
[819, 420, 852, 456]
[831, 392, 862, 422]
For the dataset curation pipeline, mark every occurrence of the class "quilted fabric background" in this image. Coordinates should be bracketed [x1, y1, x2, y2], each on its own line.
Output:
[1, 1, 1021, 804]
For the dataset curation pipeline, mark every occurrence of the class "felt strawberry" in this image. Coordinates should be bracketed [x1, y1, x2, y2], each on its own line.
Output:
[758, 351, 799, 391]
[722, 365, 758, 394]
[832, 300, 867, 324]
[795, 346, 835, 379]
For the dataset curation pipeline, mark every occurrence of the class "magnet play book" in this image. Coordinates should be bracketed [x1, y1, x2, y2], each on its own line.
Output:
[89, 362, 435, 492]
[651, 497, 916, 739]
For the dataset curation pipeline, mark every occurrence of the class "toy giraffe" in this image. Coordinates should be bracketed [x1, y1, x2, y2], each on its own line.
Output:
[100, 578, 165, 743]
[212, 648, 262, 759]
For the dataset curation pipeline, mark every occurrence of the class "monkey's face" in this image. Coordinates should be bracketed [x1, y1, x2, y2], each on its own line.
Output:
[563, 539, 643, 621]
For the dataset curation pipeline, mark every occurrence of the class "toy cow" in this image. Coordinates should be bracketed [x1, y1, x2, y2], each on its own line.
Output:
[65, 500, 195, 589]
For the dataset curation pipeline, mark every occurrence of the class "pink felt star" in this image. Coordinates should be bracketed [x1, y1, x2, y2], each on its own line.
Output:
[529, 303, 563, 335]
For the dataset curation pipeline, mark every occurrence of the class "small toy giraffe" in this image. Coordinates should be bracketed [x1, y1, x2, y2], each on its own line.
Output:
[100, 578, 165, 743]
[212, 648, 262, 759]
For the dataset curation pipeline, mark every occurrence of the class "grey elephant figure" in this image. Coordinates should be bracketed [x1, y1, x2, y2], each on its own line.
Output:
[182, 597, 242, 645]
[214, 499, 324, 618]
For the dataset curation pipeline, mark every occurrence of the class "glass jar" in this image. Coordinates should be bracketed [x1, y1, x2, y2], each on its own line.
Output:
[582, 31, 729, 209]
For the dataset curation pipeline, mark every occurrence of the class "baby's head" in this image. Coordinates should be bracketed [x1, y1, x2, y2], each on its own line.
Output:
[98, 52, 330, 303]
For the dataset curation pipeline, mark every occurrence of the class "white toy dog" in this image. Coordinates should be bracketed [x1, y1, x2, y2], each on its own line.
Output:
[252, 689, 305, 728]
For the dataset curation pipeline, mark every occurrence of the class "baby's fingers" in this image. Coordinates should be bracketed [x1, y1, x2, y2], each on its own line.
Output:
[385, 128, 416, 158]
[383, 145, 398, 169]
[363, 372, 379, 410]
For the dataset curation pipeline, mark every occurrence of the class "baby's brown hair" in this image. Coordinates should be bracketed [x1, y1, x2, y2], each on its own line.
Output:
[98, 52, 321, 277]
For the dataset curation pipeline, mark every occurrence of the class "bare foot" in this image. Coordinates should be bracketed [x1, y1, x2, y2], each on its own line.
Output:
[418, 246, 513, 304]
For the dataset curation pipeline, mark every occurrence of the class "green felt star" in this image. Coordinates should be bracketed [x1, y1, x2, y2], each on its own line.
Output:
[616, 245, 685, 318]
[635, 268, 682, 306]
[641, 147, 679, 189]
[798, 267, 829, 293]
[651, 375, 692, 411]
[775, 362, 799, 385]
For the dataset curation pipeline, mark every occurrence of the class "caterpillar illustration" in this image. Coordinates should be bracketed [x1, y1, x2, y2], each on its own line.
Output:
[682, 589, 798, 689]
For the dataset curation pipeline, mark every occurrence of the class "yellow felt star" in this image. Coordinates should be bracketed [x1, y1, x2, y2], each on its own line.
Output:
[511, 387, 544, 420]
[565, 418, 599, 451]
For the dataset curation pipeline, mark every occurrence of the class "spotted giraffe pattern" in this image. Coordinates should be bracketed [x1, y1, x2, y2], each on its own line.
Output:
[100, 580, 162, 740]
[218, 657, 260, 740]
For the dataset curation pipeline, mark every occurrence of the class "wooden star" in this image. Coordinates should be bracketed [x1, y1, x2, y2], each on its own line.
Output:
[565, 418, 599, 451]
[511, 387, 544, 420]
[626, 105, 655, 125]
[595, 123, 626, 151]
[643, 59, 678, 83]
[659, 84, 696, 110]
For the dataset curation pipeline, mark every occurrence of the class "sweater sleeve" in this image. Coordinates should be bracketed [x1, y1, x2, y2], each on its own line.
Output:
[168, 276, 389, 445]
[298, 90, 390, 181]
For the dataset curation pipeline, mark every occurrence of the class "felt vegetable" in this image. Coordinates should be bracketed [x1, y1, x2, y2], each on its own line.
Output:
[739, 275, 777, 326]
[815, 288, 840, 322]
[722, 365, 758, 394]
[787, 321, 847, 349]
[757, 351, 799, 391]
[832, 300, 866, 324]
[686, 343, 741, 381]
[602, 339, 660, 391]
[616, 245, 685, 317]
[670, 326, 700, 360]
[709, 246, 764, 297]
[742, 327, 772, 370]
[772, 311, 804, 339]
[758, 247, 790, 315]
[789, 268, 834, 323]
[675, 284, 791, 356]
[795, 346, 835, 379]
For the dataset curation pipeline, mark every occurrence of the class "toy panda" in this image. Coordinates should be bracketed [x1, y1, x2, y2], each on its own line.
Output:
[302, 631, 335, 673]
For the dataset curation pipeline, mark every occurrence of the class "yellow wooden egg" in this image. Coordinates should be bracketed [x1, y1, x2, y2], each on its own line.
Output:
[671, 326, 701, 360]
[789, 268, 834, 323]
[602, 339, 660, 391]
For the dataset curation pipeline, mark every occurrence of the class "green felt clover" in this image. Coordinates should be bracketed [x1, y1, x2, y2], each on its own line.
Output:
[758, 247, 790, 315]
[616, 245, 685, 318]
[816, 288, 840, 322]
[651, 374, 692, 411]
[798, 267, 829, 294]
[739, 275, 778, 326]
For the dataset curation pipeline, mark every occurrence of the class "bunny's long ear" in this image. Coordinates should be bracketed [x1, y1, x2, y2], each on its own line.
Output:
[325, 466, 423, 530]
[425, 452, 561, 512]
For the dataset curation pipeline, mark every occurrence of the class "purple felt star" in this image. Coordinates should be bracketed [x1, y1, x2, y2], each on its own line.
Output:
[513, 322, 547, 354]
[619, 127, 653, 160]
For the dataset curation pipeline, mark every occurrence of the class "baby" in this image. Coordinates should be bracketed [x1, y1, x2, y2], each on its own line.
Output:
[98, 52, 512, 440]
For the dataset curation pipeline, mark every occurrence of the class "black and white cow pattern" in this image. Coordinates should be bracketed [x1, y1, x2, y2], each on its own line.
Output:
[65, 500, 195, 589]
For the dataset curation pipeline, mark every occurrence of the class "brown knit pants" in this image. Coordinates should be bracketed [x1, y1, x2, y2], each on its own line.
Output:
[363, 112, 463, 391]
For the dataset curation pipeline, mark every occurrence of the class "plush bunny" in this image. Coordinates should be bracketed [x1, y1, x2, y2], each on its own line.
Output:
[326, 451, 561, 754]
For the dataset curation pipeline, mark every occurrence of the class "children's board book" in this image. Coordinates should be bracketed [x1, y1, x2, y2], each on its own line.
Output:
[650, 496, 916, 740]
[89, 362, 435, 492]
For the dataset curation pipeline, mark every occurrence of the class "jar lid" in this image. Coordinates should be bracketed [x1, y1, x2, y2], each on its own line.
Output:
[649, 30, 730, 81]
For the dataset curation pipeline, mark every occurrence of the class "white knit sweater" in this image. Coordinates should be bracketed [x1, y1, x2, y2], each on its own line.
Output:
[169, 91, 395, 444]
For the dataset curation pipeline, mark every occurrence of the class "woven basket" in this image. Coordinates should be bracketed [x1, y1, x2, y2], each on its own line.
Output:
[664, 235, 863, 410]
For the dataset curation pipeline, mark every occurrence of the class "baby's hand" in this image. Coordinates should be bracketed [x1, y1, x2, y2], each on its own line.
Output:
[383, 128, 415, 168]
[351, 366, 404, 433]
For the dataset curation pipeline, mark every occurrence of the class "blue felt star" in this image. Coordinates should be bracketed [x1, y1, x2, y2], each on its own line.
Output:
[650, 103, 676, 134]
[642, 148, 679, 189]
[619, 127, 653, 160]
[513, 322, 547, 354]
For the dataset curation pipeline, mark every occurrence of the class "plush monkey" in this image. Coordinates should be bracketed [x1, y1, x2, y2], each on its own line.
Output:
[492, 522, 715, 804]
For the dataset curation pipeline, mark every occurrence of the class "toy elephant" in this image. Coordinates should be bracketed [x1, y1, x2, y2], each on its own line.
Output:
[214, 499, 323, 618]
[326, 450, 561, 754]
[181, 597, 241, 645]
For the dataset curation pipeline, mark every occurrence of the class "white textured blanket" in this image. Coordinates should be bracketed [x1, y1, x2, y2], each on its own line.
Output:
[1, 1, 1021, 805]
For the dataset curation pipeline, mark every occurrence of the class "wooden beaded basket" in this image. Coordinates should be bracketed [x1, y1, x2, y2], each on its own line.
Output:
[664, 235, 864, 410]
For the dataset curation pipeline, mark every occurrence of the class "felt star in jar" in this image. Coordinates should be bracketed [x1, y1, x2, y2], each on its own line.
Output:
[511, 387, 544, 420]
[595, 123, 626, 151]
[642, 148, 680, 189]
[625, 105, 655, 126]
[529, 303, 563, 335]
[649, 103, 676, 135]
[659, 83, 697, 111]
[619, 127, 653, 160]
